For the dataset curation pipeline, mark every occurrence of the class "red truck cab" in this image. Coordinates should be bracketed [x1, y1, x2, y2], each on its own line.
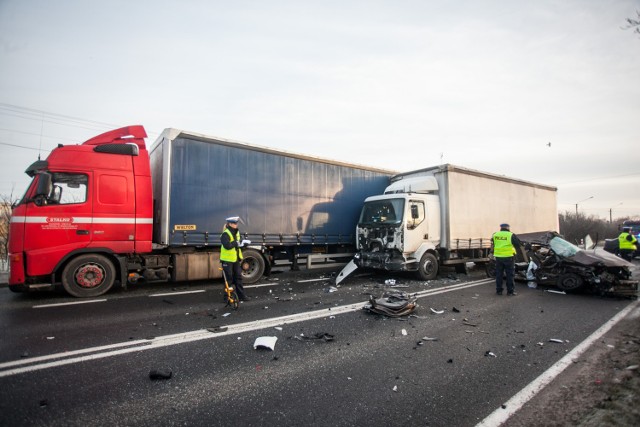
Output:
[8, 126, 153, 297]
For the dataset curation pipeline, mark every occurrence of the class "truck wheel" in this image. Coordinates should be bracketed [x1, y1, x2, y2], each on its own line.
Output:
[62, 254, 116, 297]
[557, 273, 583, 291]
[417, 252, 438, 281]
[240, 249, 265, 284]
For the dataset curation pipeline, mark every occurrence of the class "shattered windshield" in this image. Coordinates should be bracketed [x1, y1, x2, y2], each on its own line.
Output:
[549, 236, 580, 257]
[359, 199, 404, 225]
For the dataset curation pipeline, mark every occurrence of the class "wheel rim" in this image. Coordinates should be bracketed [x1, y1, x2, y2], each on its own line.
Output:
[241, 257, 258, 277]
[423, 259, 435, 276]
[74, 263, 106, 288]
[559, 274, 583, 290]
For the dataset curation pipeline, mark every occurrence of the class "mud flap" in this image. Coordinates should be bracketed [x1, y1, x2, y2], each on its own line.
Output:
[335, 259, 358, 286]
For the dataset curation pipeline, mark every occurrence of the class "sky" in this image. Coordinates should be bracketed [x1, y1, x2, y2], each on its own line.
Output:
[0, 0, 639, 221]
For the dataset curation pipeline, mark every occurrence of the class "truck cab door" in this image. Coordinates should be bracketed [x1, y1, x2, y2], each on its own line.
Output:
[404, 199, 430, 252]
[22, 172, 92, 278]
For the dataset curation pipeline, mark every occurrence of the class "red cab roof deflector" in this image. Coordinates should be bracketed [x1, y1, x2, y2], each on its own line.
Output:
[82, 125, 148, 148]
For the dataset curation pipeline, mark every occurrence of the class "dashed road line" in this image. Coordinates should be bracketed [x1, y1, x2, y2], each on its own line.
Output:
[33, 299, 107, 309]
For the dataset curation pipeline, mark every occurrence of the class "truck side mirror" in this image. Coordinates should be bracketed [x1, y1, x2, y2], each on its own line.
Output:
[33, 172, 52, 206]
[411, 205, 419, 219]
[35, 172, 52, 197]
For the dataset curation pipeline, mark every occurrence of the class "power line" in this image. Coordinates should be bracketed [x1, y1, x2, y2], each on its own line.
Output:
[0, 141, 44, 151]
[0, 127, 78, 142]
[0, 103, 119, 129]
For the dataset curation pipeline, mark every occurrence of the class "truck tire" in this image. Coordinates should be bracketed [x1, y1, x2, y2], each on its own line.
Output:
[417, 252, 438, 281]
[240, 249, 265, 284]
[557, 273, 584, 291]
[61, 254, 116, 297]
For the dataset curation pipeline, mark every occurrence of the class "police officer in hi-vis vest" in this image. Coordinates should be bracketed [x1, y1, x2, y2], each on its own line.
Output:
[492, 223, 522, 296]
[618, 226, 638, 261]
[220, 216, 251, 301]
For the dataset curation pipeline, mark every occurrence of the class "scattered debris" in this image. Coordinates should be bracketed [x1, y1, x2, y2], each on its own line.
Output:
[206, 326, 228, 333]
[222, 313, 231, 317]
[545, 290, 566, 295]
[325, 286, 339, 293]
[401, 329, 408, 336]
[462, 319, 478, 327]
[625, 365, 639, 371]
[274, 327, 283, 331]
[293, 332, 335, 342]
[46, 337, 55, 340]
[149, 369, 173, 380]
[447, 359, 453, 363]
[392, 385, 398, 392]
[430, 308, 445, 314]
[363, 291, 417, 317]
[162, 299, 174, 304]
[253, 336, 278, 351]
[421, 337, 439, 341]
[549, 339, 564, 343]
[39, 400, 48, 408]
[385, 279, 396, 286]
[485, 351, 497, 358]
[452, 307, 461, 313]
[537, 342, 544, 347]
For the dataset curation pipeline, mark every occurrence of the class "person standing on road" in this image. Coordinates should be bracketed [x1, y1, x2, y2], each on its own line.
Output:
[220, 216, 251, 301]
[492, 223, 522, 296]
[618, 227, 638, 261]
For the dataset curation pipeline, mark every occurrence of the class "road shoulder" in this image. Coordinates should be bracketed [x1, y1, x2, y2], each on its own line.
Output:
[506, 300, 640, 426]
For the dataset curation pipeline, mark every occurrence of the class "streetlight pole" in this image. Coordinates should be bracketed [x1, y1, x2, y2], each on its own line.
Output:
[575, 196, 594, 216]
[609, 202, 623, 223]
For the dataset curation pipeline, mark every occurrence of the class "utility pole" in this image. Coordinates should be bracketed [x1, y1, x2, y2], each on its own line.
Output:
[575, 196, 594, 215]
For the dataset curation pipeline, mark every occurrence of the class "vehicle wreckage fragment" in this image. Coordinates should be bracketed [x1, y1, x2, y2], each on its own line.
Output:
[363, 291, 417, 317]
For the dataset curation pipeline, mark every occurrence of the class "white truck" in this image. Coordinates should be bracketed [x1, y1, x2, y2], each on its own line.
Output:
[336, 164, 558, 284]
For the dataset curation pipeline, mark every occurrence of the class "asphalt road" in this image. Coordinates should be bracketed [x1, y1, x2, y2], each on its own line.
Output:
[0, 265, 636, 427]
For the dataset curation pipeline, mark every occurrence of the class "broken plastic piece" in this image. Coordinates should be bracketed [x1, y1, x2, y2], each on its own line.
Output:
[293, 332, 335, 342]
[549, 339, 564, 343]
[401, 329, 408, 336]
[222, 313, 231, 317]
[430, 308, 444, 314]
[253, 336, 278, 351]
[149, 369, 172, 380]
[421, 337, 439, 341]
[485, 351, 497, 357]
[206, 326, 228, 333]
[392, 385, 398, 392]
[545, 290, 566, 295]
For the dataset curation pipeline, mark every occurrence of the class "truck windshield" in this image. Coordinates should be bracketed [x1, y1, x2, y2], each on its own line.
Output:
[359, 199, 404, 225]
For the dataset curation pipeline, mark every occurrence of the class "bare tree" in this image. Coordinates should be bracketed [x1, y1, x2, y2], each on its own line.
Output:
[623, 10, 640, 36]
[0, 190, 18, 270]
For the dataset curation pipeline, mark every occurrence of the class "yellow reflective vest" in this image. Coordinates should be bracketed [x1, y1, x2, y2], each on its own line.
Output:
[220, 228, 243, 262]
[619, 232, 637, 250]
[493, 230, 516, 258]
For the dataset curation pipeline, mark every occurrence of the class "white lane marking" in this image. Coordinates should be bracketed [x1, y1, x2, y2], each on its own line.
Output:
[244, 282, 285, 289]
[33, 299, 107, 309]
[149, 290, 206, 297]
[1, 279, 492, 378]
[476, 299, 640, 427]
[0, 339, 149, 370]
